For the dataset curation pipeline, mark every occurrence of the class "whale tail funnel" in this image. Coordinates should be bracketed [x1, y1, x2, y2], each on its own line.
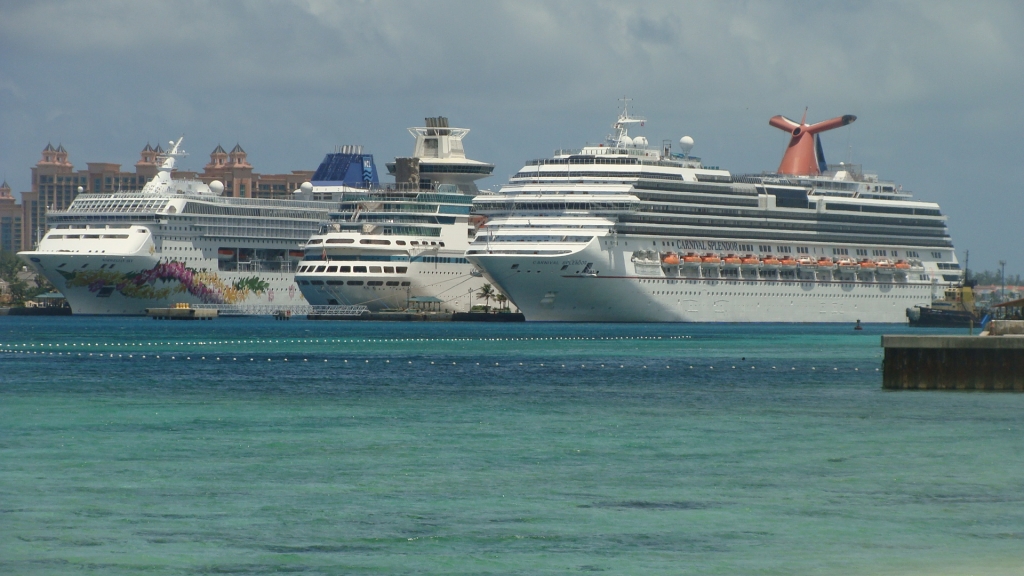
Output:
[769, 111, 855, 175]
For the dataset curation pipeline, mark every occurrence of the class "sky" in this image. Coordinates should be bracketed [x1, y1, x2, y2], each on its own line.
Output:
[1, 0, 1022, 272]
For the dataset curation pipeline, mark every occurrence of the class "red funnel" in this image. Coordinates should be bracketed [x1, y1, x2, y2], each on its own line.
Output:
[769, 111, 856, 175]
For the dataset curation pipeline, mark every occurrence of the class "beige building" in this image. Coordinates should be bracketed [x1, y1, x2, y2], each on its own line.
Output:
[12, 143, 316, 249]
[0, 181, 23, 253]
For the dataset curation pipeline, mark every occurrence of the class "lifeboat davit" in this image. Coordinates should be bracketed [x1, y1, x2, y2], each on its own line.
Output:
[218, 248, 235, 261]
[661, 252, 680, 266]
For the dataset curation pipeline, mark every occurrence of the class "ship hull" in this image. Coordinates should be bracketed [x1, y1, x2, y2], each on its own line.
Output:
[297, 259, 487, 312]
[906, 306, 981, 328]
[469, 239, 935, 323]
[21, 251, 307, 315]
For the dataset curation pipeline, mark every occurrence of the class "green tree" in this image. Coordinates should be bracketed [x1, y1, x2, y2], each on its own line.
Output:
[494, 293, 508, 311]
[476, 283, 495, 311]
[0, 250, 53, 306]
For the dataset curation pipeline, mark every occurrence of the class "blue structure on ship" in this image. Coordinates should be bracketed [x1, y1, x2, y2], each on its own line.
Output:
[311, 146, 379, 187]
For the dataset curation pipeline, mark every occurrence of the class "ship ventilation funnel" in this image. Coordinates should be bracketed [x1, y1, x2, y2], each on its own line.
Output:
[769, 110, 855, 176]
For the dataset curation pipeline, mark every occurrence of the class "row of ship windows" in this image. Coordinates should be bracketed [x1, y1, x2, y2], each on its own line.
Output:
[648, 291, 922, 299]
[308, 238, 446, 247]
[46, 233, 130, 240]
[652, 240, 942, 260]
[300, 280, 411, 287]
[298, 265, 408, 274]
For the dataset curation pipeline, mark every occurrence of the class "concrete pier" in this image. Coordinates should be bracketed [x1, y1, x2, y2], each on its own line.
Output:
[882, 334, 1024, 391]
[146, 306, 218, 320]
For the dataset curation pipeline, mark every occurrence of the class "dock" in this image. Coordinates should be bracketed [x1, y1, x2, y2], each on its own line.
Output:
[882, 329, 1024, 391]
[146, 304, 218, 320]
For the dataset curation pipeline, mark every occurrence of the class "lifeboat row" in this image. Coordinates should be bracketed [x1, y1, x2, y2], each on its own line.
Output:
[655, 252, 925, 278]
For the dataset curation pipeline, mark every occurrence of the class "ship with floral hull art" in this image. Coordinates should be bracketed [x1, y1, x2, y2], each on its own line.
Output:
[58, 261, 271, 305]
[19, 137, 346, 315]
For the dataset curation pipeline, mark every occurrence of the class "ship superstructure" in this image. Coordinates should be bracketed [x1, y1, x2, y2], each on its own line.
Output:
[295, 118, 493, 311]
[19, 138, 340, 314]
[466, 104, 960, 322]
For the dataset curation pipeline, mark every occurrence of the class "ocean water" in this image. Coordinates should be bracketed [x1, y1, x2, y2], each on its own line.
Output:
[1, 317, 1022, 575]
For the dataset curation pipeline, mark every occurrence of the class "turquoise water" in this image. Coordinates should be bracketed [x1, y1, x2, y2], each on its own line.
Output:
[2, 318, 1022, 575]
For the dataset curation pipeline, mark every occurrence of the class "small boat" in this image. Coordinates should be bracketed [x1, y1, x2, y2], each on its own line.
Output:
[858, 259, 877, 269]
[288, 249, 305, 259]
[700, 253, 722, 266]
[760, 255, 780, 270]
[816, 257, 836, 270]
[836, 257, 857, 269]
[218, 248, 235, 261]
[722, 254, 742, 270]
[740, 254, 761, 271]
[681, 252, 702, 267]
[875, 259, 895, 275]
[796, 256, 815, 268]
[661, 252, 680, 266]
[894, 260, 911, 270]
[779, 256, 798, 270]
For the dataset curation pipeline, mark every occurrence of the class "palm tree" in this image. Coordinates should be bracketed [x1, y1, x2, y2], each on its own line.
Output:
[495, 293, 508, 311]
[476, 283, 495, 311]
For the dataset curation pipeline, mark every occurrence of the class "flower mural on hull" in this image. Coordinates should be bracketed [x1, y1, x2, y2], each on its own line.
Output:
[59, 261, 270, 304]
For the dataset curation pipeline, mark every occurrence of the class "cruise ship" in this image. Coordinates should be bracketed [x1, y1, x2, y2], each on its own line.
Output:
[466, 105, 960, 322]
[296, 117, 495, 311]
[19, 138, 340, 315]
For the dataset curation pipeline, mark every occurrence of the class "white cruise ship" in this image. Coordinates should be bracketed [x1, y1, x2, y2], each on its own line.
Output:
[296, 117, 494, 311]
[466, 105, 960, 322]
[19, 138, 339, 315]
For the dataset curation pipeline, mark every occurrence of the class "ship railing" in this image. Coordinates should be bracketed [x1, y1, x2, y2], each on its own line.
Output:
[190, 304, 368, 316]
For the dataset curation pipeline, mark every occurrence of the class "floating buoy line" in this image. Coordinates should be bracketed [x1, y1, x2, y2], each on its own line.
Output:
[0, 335, 882, 371]
[0, 346, 880, 371]
[0, 335, 690, 351]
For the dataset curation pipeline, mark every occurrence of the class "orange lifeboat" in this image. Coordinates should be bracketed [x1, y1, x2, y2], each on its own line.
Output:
[682, 252, 702, 267]
[875, 258, 895, 274]
[218, 248, 235, 261]
[816, 257, 835, 269]
[796, 256, 815, 267]
[288, 249, 305, 260]
[760, 255, 781, 269]
[740, 254, 761, 270]
[859, 259, 877, 269]
[701, 253, 722, 264]
[836, 257, 857, 268]
[661, 251, 680, 266]
[722, 253, 742, 269]
[779, 255, 798, 270]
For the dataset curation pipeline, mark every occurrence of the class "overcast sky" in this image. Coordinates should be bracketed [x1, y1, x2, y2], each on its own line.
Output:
[2, 0, 1021, 271]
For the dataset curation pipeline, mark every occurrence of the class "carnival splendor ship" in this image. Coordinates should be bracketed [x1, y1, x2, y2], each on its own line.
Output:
[295, 117, 494, 311]
[466, 105, 961, 322]
[19, 138, 340, 315]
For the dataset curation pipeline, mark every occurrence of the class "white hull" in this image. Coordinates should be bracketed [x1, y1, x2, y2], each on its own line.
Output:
[298, 258, 486, 312]
[469, 240, 935, 323]
[23, 250, 306, 316]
